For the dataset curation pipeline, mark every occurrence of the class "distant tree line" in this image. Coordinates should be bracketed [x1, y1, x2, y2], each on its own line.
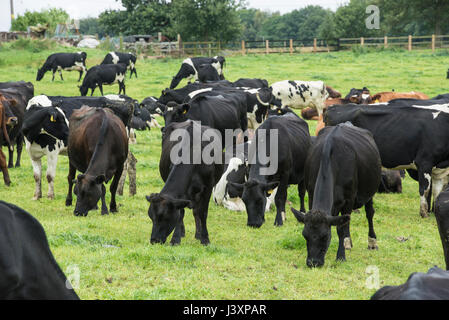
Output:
[11, 0, 449, 41]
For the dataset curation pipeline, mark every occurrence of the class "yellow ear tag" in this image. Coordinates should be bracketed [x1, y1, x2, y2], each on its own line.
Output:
[183, 110, 187, 114]
[375, 99, 380, 103]
[267, 189, 273, 195]
[50, 115, 55, 122]
[278, 109, 282, 114]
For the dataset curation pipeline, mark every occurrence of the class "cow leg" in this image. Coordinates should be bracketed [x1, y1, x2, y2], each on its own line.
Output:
[132, 68, 137, 79]
[193, 211, 203, 240]
[274, 178, 288, 226]
[417, 165, 433, 218]
[59, 70, 64, 81]
[65, 164, 76, 207]
[0, 149, 11, 186]
[365, 198, 378, 250]
[52, 68, 57, 81]
[90, 87, 96, 96]
[7, 145, 14, 168]
[315, 113, 325, 135]
[127, 151, 137, 196]
[194, 189, 212, 245]
[46, 151, 59, 200]
[100, 184, 108, 215]
[109, 165, 124, 213]
[121, 82, 126, 95]
[336, 220, 351, 262]
[31, 158, 42, 200]
[78, 70, 83, 82]
[14, 134, 23, 167]
[170, 209, 185, 246]
[297, 179, 306, 213]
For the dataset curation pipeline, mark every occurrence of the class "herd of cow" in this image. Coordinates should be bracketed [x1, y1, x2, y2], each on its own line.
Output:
[1, 51, 449, 299]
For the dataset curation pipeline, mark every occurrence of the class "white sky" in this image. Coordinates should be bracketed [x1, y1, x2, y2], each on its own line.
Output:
[0, 0, 344, 32]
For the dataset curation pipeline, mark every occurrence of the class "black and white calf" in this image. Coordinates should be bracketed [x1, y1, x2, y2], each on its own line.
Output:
[36, 52, 87, 82]
[79, 63, 127, 96]
[325, 95, 449, 218]
[169, 56, 226, 89]
[101, 51, 137, 78]
[228, 112, 311, 228]
[292, 123, 381, 267]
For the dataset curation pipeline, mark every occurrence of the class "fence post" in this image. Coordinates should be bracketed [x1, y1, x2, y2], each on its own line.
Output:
[289, 39, 293, 55]
[432, 34, 436, 52]
[313, 38, 317, 53]
[384, 36, 388, 48]
[408, 35, 412, 51]
[361, 37, 364, 46]
[208, 43, 211, 57]
[266, 40, 269, 54]
[177, 34, 182, 57]
[241, 40, 245, 55]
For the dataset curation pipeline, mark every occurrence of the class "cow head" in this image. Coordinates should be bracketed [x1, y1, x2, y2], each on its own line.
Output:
[79, 84, 89, 97]
[146, 193, 193, 244]
[346, 87, 372, 104]
[36, 68, 45, 81]
[229, 179, 279, 228]
[73, 174, 105, 216]
[291, 208, 350, 268]
[163, 102, 189, 126]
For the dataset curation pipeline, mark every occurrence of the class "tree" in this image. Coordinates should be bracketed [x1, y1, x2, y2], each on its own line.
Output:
[79, 18, 107, 38]
[11, 8, 69, 33]
[170, 0, 244, 41]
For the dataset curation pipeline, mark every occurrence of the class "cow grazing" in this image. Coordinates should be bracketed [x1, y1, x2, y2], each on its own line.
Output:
[36, 52, 87, 82]
[169, 56, 226, 89]
[23, 95, 134, 200]
[79, 63, 127, 96]
[101, 51, 137, 78]
[0, 201, 79, 300]
[0, 99, 13, 186]
[213, 141, 277, 212]
[325, 95, 449, 218]
[228, 112, 311, 228]
[291, 123, 381, 267]
[66, 107, 128, 216]
[378, 169, 403, 194]
[435, 185, 449, 270]
[371, 267, 449, 300]
[146, 120, 223, 245]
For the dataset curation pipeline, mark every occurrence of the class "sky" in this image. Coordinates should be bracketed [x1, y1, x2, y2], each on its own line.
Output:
[0, 0, 343, 32]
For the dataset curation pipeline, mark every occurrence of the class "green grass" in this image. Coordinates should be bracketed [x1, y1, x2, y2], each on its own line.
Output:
[0, 41, 448, 300]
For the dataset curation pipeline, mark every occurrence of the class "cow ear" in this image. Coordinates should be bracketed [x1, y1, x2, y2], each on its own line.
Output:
[95, 174, 106, 184]
[180, 104, 190, 114]
[291, 208, 305, 224]
[227, 182, 244, 198]
[263, 181, 279, 195]
[327, 215, 351, 226]
[77, 174, 85, 181]
[146, 193, 161, 203]
[349, 96, 359, 103]
[172, 198, 193, 209]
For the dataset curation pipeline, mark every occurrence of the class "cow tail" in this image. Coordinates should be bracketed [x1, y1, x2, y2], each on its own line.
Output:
[1, 106, 12, 150]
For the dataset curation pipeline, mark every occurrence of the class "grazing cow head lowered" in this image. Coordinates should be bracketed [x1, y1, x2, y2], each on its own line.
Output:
[73, 173, 106, 216]
[163, 102, 189, 126]
[229, 179, 279, 228]
[291, 208, 350, 268]
[36, 68, 46, 81]
[146, 193, 193, 244]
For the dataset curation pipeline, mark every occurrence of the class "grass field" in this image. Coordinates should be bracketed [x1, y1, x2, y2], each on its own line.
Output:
[0, 41, 448, 300]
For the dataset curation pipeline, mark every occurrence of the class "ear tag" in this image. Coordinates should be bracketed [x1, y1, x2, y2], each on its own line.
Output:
[267, 189, 273, 195]
[374, 99, 380, 103]
[50, 115, 56, 122]
[183, 110, 187, 114]
[278, 110, 282, 114]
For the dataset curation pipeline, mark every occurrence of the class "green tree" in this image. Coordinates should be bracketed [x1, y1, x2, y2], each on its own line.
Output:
[79, 17, 107, 38]
[238, 8, 270, 41]
[11, 8, 69, 33]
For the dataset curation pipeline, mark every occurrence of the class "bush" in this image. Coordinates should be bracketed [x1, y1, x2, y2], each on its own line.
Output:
[9, 38, 58, 53]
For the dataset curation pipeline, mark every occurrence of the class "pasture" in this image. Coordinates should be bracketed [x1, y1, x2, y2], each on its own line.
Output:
[0, 41, 448, 299]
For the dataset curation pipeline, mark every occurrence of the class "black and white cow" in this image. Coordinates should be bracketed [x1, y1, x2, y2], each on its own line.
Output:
[146, 120, 223, 245]
[169, 56, 226, 89]
[22, 95, 135, 200]
[291, 123, 381, 267]
[101, 51, 137, 79]
[228, 112, 311, 228]
[0, 201, 80, 299]
[36, 52, 87, 82]
[212, 141, 277, 212]
[325, 95, 449, 218]
[79, 63, 127, 96]
[197, 64, 221, 83]
[371, 267, 449, 300]
[435, 184, 449, 270]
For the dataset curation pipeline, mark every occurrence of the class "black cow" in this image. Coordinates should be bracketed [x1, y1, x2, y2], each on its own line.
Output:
[325, 95, 449, 218]
[0, 201, 80, 299]
[197, 64, 221, 83]
[435, 185, 449, 270]
[146, 120, 223, 245]
[291, 123, 381, 268]
[79, 63, 127, 96]
[36, 52, 87, 82]
[162, 94, 248, 148]
[228, 112, 311, 228]
[0, 81, 34, 101]
[232, 78, 269, 89]
[378, 169, 403, 193]
[170, 56, 226, 89]
[66, 106, 128, 216]
[344, 87, 372, 104]
[101, 51, 137, 79]
[371, 267, 449, 300]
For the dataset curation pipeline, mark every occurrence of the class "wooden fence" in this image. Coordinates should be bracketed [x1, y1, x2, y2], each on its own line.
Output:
[340, 35, 449, 51]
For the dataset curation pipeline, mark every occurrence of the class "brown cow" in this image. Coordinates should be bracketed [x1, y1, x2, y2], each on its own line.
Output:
[370, 91, 429, 103]
[326, 86, 342, 99]
[65, 106, 128, 216]
[0, 97, 13, 186]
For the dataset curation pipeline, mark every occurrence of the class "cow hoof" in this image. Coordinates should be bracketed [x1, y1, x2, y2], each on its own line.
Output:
[47, 194, 54, 200]
[344, 237, 353, 250]
[32, 195, 42, 201]
[101, 210, 109, 215]
[368, 237, 378, 250]
[170, 239, 181, 246]
[200, 238, 210, 246]
[65, 199, 72, 207]
[420, 211, 430, 218]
